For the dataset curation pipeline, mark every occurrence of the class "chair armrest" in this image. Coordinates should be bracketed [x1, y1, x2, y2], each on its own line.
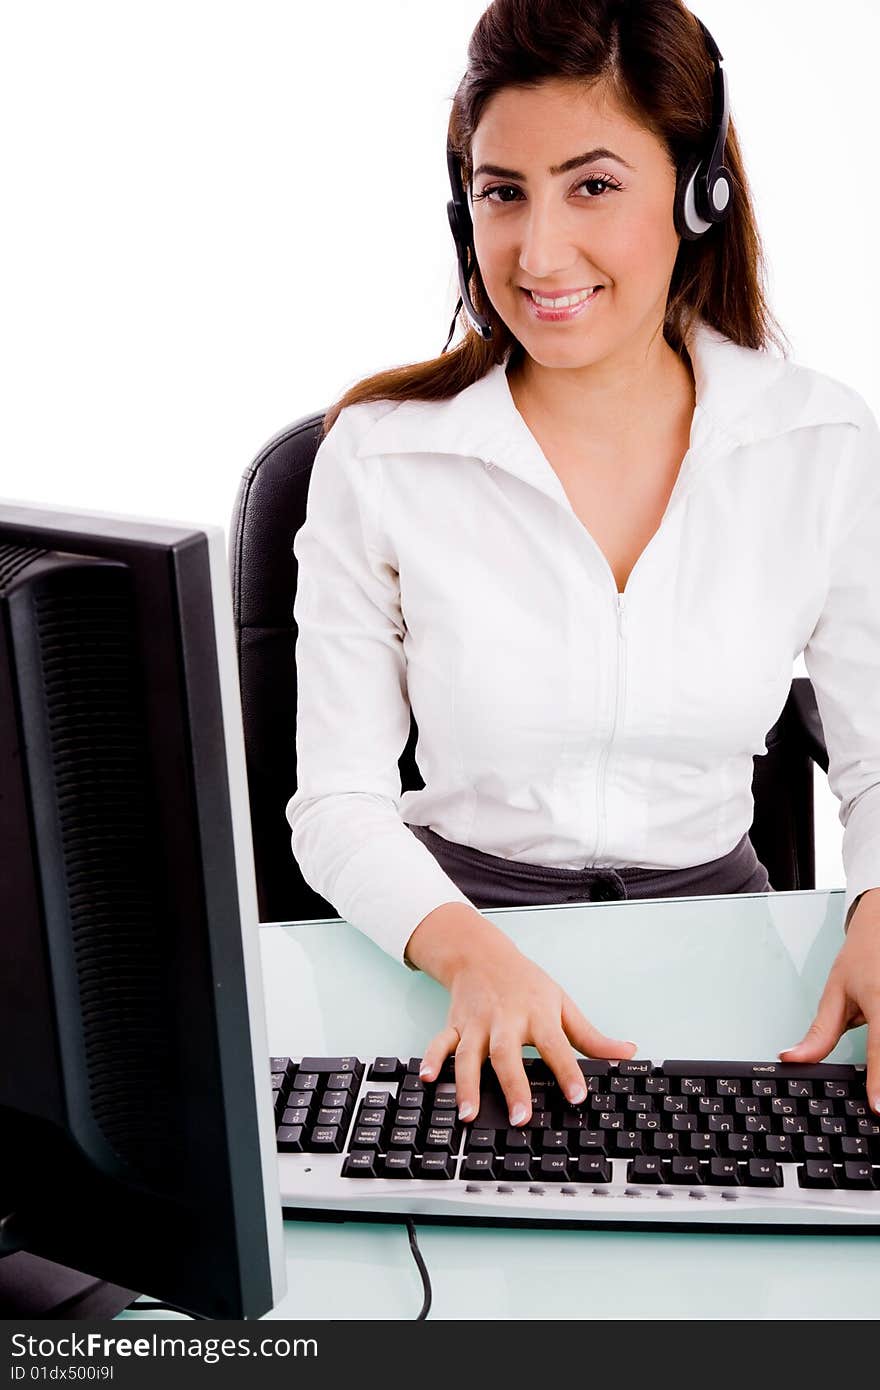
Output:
[789, 676, 829, 774]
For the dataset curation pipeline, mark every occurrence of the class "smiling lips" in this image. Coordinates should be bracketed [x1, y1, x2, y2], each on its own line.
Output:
[521, 285, 604, 320]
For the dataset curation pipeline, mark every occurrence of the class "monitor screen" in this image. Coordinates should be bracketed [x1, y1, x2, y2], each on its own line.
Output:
[0, 500, 286, 1319]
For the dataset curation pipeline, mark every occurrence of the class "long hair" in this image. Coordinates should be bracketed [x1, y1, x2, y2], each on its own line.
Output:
[321, 0, 789, 439]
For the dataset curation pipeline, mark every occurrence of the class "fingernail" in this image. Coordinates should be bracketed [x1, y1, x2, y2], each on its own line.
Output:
[419, 1066, 434, 1080]
[509, 1103, 529, 1126]
[872, 1096, 880, 1116]
[567, 1085, 588, 1105]
[779, 1046, 800, 1056]
[458, 1101, 477, 1121]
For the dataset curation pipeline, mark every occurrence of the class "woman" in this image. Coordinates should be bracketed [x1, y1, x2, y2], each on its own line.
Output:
[286, 0, 880, 1128]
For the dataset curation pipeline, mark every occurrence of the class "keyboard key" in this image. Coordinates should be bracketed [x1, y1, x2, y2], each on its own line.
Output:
[618, 1060, 653, 1076]
[686, 1133, 716, 1155]
[501, 1154, 533, 1181]
[281, 1106, 310, 1127]
[505, 1128, 534, 1153]
[577, 1060, 612, 1079]
[611, 1130, 643, 1156]
[359, 1108, 389, 1128]
[798, 1161, 837, 1189]
[542, 1130, 570, 1152]
[424, 1126, 458, 1151]
[276, 1125, 305, 1153]
[368, 1057, 403, 1081]
[662, 1061, 859, 1081]
[462, 1152, 496, 1180]
[649, 1133, 679, 1155]
[679, 1078, 707, 1098]
[786, 1080, 814, 1099]
[841, 1137, 870, 1160]
[389, 1127, 419, 1149]
[743, 1159, 783, 1187]
[577, 1130, 608, 1155]
[419, 1153, 455, 1180]
[327, 1072, 355, 1091]
[299, 1057, 363, 1076]
[428, 1110, 457, 1129]
[574, 1156, 612, 1183]
[308, 1126, 344, 1154]
[292, 1073, 319, 1092]
[707, 1159, 741, 1185]
[764, 1135, 795, 1160]
[351, 1125, 383, 1149]
[627, 1156, 665, 1184]
[362, 1091, 392, 1109]
[270, 1056, 292, 1076]
[319, 1091, 350, 1111]
[316, 1107, 345, 1127]
[383, 1150, 416, 1178]
[467, 1129, 498, 1152]
[538, 1155, 570, 1181]
[841, 1162, 876, 1190]
[644, 1076, 670, 1095]
[800, 1134, 828, 1156]
[342, 1150, 379, 1178]
[401, 1075, 426, 1093]
[722, 1134, 754, 1157]
[668, 1158, 703, 1184]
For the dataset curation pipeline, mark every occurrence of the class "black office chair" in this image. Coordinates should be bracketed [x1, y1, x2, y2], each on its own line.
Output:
[230, 409, 831, 925]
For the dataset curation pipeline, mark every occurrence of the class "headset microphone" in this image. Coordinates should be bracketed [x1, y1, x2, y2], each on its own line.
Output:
[444, 143, 493, 347]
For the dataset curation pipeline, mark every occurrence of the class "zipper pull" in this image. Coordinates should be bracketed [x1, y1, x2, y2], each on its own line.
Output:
[617, 591, 626, 636]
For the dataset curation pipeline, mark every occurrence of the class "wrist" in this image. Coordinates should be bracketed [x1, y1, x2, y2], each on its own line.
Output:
[846, 887, 880, 932]
[404, 902, 520, 985]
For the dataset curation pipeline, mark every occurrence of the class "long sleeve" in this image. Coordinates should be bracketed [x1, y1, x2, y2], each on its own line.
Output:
[285, 404, 473, 964]
[803, 396, 880, 927]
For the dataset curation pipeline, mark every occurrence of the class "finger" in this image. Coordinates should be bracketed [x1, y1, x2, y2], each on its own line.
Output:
[561, 994, 637, 1062]
[865, 1012, 880, 1116]
[487, 1030, 532, 1126]
[453, 1029, 488, 1122]
[419, 1025, 459, 1083]
[779, 983, 848, 1062]
[532, 1025, 589, 1106]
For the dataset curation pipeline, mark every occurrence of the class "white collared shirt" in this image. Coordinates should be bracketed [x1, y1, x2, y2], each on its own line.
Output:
[286, 318, 880, 963]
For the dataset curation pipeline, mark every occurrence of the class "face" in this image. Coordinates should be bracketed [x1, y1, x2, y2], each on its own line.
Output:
[469, 78, 682, 376]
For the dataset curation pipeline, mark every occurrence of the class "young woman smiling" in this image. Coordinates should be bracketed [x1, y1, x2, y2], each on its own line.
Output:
[287, 0, 880, 1129]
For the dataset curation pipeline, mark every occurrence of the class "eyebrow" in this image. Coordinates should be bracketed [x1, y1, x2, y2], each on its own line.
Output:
[472, 147, 636, 180]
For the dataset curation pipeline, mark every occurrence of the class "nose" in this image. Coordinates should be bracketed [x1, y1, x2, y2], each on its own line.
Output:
[517, 197, 581, 282]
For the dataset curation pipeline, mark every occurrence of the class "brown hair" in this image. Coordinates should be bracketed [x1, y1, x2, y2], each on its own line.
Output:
[321, 0, 789, 438]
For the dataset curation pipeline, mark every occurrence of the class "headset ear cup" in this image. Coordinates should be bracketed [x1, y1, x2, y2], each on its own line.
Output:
[674, 154, 708, 241]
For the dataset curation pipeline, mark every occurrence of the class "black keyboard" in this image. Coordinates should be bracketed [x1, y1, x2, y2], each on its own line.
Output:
[270, 1054, 880, 1229]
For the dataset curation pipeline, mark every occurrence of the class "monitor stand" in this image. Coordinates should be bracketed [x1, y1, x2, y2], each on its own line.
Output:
[0, 1249, 138, 1319]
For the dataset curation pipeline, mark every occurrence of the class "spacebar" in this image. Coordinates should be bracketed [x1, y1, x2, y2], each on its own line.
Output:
[661, 1060, 858, 1080]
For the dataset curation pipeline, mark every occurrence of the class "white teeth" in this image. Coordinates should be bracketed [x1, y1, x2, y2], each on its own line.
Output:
[529, 287, 598, 308]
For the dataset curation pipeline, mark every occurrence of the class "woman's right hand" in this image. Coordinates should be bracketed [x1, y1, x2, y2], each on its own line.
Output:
[404, 902, 637, 1126]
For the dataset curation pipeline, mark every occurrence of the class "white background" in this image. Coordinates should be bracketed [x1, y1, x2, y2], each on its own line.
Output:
[2, 1, 878, 890]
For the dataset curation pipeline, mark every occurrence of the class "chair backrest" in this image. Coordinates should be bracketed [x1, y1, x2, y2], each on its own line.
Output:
[231, 410, 823, 923]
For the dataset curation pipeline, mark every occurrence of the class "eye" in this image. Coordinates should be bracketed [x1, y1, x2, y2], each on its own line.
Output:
[473, 174, 622, 204]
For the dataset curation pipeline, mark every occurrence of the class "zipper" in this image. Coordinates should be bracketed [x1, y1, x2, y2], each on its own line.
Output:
[593, 588, 627, 863]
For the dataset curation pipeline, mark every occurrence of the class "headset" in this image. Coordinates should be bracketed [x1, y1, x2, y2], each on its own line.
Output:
[442, 12, 733, 350]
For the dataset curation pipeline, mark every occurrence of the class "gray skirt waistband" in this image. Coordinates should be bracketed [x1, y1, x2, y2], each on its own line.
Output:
[404, 823, 772, 908]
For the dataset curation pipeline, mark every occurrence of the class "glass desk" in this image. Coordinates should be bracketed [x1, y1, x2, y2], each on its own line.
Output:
[124, 887, 880, 1320]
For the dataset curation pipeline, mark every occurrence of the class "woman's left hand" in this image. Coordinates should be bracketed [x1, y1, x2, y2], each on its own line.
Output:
[779, 889, 880, 1116]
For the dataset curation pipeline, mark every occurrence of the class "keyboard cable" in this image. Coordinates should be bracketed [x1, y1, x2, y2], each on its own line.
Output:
[405, 1218, 432, 1320]
[124, 1223, 433, 1321]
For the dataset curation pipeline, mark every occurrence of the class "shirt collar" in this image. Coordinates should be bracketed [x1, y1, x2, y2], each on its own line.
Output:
[355, 317, 859, 480]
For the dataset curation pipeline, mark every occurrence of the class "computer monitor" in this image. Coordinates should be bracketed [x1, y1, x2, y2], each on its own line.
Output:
[0, 499, 286, 1320]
